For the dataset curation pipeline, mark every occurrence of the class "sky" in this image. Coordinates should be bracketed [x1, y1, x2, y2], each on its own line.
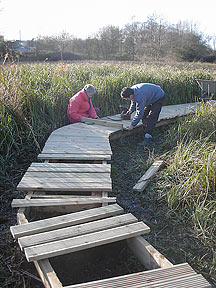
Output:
[0, 0, 215, 42]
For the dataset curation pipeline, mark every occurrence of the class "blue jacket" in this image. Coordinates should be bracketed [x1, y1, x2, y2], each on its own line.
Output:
[129, 83, 165, 126]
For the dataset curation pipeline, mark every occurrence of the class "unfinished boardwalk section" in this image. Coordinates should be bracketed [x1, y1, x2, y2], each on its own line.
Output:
[11, 102, 213, 288]
[37, 122, 117, 162]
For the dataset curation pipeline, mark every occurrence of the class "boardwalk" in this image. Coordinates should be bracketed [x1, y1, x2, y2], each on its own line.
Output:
[10, 102, 213, 288]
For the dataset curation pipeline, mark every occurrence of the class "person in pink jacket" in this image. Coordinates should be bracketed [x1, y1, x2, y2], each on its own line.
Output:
[67, 84, 99, 123]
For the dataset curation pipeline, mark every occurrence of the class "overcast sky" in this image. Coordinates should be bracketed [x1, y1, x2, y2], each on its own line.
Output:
[1, 0, 215, 42]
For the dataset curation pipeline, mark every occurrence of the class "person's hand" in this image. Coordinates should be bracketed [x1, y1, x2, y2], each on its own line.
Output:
[125, 110, 132, 115]
[125, 125, 134, 130]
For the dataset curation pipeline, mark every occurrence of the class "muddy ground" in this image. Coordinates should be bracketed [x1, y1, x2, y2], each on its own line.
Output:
[0, 125, 215, 287]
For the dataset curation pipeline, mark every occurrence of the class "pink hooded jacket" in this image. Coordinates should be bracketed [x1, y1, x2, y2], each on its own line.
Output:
[67, 89, 97, 123]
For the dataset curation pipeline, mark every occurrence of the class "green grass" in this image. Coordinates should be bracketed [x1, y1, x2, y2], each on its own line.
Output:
[153, 103, 216, 285]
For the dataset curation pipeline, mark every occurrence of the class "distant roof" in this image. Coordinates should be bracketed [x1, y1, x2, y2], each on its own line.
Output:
[11, 40, 35, 53]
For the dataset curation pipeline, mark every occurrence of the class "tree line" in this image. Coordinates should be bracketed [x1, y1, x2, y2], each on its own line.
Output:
[1, 15, 216, 63]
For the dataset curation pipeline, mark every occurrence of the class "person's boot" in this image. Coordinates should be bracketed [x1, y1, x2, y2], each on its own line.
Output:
[138, 137, 153, 147]
[138, 133, 153, 147]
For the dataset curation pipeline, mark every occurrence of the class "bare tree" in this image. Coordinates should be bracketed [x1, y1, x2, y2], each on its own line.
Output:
[97, 25, 123, 60]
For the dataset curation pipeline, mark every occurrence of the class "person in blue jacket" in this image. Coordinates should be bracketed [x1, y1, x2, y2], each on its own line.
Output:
[120, 83, 166, 146]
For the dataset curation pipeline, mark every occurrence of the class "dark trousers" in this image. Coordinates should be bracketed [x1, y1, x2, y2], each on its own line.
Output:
[142, 97, 166, 135]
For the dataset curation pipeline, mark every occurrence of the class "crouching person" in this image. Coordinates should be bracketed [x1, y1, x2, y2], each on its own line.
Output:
[120, 83, 166, 146]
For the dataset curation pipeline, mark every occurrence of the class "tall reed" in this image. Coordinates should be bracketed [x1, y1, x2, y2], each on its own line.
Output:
[0, 62, 215, 180]
[157, 103, 216, 281]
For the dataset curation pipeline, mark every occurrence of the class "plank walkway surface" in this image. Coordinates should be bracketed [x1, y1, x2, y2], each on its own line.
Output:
[10, 204, 150, 262]
[38, 102, 210, 162]
[106, 101, 213, 124]
[65, 263, 211, 288]
[11, 102, 213, 288]
[11, 204, 124, 239]
[17, 163, 112, 194]
[38, 122, 117, 162]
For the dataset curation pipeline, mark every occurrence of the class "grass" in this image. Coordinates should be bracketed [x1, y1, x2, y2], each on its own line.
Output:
[149, 103, 216, 285]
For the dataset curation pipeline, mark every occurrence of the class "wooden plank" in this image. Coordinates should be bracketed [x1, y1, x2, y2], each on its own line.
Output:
[35, 259, 63, 288]
[31, 194, 106, 199]
[28, 163, 111, 173]
[12, 197, 116, 208]
[127, 236, 173, 269]
[65, 274, 211, 288]
[18, 213, 140, 249]
[10, 204, 123, 239]
[51, 128, 112, 137]
[43, 143, 111, 150]
[41, 148, 112, 155]
[50, 132, 110, 138]
[64, 124, 119, 134]
[133, 160, 164, 192]
[58, 122, 118, 131]
[47, 135, 109, 142]
[66, 263, 196, 288]
[17, 181, 112, 192]
[81, 117, 123, 129]
[106, 114, 122, 121]
[18, 175, 111, 184]
[24, 222, 148, 262]
[23, 172, 110, 179]
[38, 153, 111, 161]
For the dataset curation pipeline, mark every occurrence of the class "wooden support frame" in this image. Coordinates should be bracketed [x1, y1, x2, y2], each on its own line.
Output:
[17, 193, 63, 288]
[127, 236, 173, 269]
[15, 195, 174, 287]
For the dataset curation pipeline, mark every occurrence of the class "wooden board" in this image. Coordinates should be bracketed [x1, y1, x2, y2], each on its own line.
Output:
[65, 267, 211, 288]
[81, 117, 123, 129]
[47, 135, 110, 142]
[10, 204, 124, 239]
[24, 222, 148, 262]
[17, 181, 112, 192]
[51, 127, 114, 137]
[28, 163, 111, 173]
[38, 153, 111, 161]
[58, 122, 119, 132]
[43, 142, 111, 150]
[23, 172, 110, 179]
[133, 160, 164, 192]
[18, 213, 140, 249]
[106, 114, 122, 121]
[12, 197, 116, 208]
[65, 263, 196, 288]
[40, 148, 112, 155]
